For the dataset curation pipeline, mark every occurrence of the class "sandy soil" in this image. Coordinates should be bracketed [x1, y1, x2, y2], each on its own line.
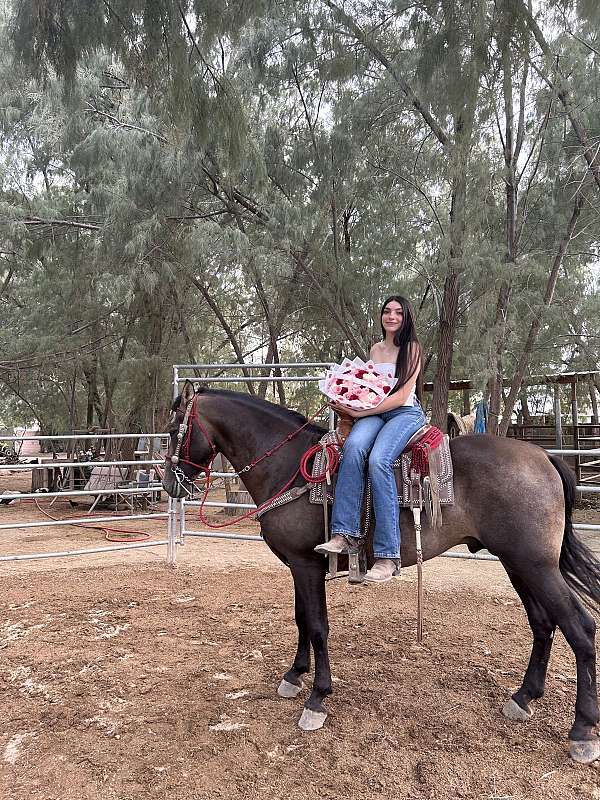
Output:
[1, 559, 599, 800]
[1, 466, 599, 799]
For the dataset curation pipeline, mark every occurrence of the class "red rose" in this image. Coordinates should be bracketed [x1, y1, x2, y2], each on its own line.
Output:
[383, 386, 391, 394]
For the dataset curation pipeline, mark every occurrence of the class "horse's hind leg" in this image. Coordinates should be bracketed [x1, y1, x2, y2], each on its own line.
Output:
[290, 558, 332, 731]
[515, 567, 599, 763]
[278, 579, 310, 699]
[563, 592, 600, 763]
[502, 569, 555, 721]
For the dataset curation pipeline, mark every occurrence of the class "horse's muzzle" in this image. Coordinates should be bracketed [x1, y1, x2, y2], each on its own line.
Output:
[162, 466, 182, 498]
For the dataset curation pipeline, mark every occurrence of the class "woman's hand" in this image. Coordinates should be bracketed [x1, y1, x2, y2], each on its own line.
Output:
[328, 402, 369, 419]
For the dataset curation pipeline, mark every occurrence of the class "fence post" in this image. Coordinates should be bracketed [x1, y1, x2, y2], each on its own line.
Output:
[571, 381, 581, 483]
[167, 496, 178, 566]
[554, 384, 562, 449]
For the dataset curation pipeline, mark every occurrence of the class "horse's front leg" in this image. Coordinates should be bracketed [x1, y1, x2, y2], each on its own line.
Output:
[278, 578, 311, 699]
[290, 557, 332, 731]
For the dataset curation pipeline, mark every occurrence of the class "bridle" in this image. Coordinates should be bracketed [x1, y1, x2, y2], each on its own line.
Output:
[165, 395, 217, 497]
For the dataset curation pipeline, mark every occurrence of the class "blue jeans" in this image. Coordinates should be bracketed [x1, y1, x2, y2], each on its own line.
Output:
[331, 404, 426, 559]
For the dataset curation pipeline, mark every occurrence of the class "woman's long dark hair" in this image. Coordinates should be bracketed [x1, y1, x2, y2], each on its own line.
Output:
[379, 295, 423, 402]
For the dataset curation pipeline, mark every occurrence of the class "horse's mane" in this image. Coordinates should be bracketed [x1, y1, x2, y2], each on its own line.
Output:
[172, 387, 327, 435]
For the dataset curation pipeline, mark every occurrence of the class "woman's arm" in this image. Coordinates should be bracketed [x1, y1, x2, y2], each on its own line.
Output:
[352, 345, 420, 417]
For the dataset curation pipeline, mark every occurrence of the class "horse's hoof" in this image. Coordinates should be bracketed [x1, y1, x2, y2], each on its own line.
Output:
[502, 697, 533, 722]
[277, 679, 303, 698]
[569, 737, 600, 764]
[298, 708, 327, 731]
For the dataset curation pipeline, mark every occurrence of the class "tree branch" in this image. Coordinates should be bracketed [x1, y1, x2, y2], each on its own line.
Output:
[320, 0, 450, 149]
[85, 103, 169, 143]
[499, 191, 584, 435]
[520, 3, 600, 192]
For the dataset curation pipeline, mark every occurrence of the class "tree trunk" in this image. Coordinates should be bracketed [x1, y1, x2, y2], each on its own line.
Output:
[249, 259, 289, 404]
[519, 389, 532, 423]
[431, 269, 459, 430]
[487, 37, 527, 433]
[498, 193, 583, 435]
[84, 355, 98, 428]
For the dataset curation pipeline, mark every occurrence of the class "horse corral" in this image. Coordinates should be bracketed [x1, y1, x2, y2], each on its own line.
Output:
[1, 365, 599, 799]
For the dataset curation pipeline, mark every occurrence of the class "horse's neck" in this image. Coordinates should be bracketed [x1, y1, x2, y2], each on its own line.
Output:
[208, 397, 321, 504]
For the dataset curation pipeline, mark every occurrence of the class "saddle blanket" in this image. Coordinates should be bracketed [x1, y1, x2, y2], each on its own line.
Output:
[309, 430, 454, 525]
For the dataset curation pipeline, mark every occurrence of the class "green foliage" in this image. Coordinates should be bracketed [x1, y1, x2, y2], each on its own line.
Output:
[0, 0, 598, 432]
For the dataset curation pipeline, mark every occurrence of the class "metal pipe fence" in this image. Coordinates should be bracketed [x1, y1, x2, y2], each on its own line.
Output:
[0, 431, 177, 564]
[0, 432, 162, 441]
[1, 364, 598, 571]
[0, 459, 163, 471]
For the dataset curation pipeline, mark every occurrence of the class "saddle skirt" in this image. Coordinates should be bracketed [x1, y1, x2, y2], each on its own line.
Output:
[309, 426, 454, 528]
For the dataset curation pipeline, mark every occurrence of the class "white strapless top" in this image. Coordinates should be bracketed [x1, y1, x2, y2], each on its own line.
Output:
[374, 362, 396, 376]
[374, 362, 416, 407]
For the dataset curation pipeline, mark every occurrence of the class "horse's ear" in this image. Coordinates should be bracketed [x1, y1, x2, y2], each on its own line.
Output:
[180, 380, 196, 407]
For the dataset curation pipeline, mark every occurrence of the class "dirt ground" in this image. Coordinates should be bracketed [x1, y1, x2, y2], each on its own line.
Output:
[1, 468, 600, 799]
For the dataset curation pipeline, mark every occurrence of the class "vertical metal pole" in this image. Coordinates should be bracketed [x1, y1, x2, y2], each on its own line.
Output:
[173, 366, 179, 402]
[554, 384, 562, 449]
[167, 496, 177, 566]
[178, 498, 186, 545]
[572, 381, 581, 483]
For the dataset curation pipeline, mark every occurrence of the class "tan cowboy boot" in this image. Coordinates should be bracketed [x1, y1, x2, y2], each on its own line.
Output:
[364, 558, 398, 583]
[314, 534, 359, 555]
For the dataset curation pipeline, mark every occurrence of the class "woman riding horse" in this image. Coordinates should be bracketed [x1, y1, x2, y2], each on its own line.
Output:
[315, 295, 426, 582]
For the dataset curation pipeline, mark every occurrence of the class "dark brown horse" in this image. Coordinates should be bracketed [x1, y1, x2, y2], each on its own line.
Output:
[162, 382, 600, 764]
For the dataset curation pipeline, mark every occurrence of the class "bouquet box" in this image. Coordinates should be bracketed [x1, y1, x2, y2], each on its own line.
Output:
[319, 357, 397, 410]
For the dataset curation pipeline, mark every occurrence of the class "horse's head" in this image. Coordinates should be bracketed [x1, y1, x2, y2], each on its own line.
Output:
[162, 380, 218, 498]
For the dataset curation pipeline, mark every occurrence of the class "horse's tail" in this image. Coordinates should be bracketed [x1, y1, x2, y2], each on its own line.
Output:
[550, 454, 600, 613]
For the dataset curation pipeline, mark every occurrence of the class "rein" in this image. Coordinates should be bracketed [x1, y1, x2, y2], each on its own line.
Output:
[167, 395, 336, 528]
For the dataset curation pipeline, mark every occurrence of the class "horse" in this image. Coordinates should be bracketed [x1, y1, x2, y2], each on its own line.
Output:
[161, 381, 600, 764]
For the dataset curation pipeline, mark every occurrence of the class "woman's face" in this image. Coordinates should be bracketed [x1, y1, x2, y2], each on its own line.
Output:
[381, 300, 404, 334]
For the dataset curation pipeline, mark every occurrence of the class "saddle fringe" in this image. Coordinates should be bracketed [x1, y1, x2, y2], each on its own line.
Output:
[428, 444, 444, 528]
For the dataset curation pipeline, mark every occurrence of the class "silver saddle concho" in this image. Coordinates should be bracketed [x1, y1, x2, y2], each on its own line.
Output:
[308, 426, 454, 583]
